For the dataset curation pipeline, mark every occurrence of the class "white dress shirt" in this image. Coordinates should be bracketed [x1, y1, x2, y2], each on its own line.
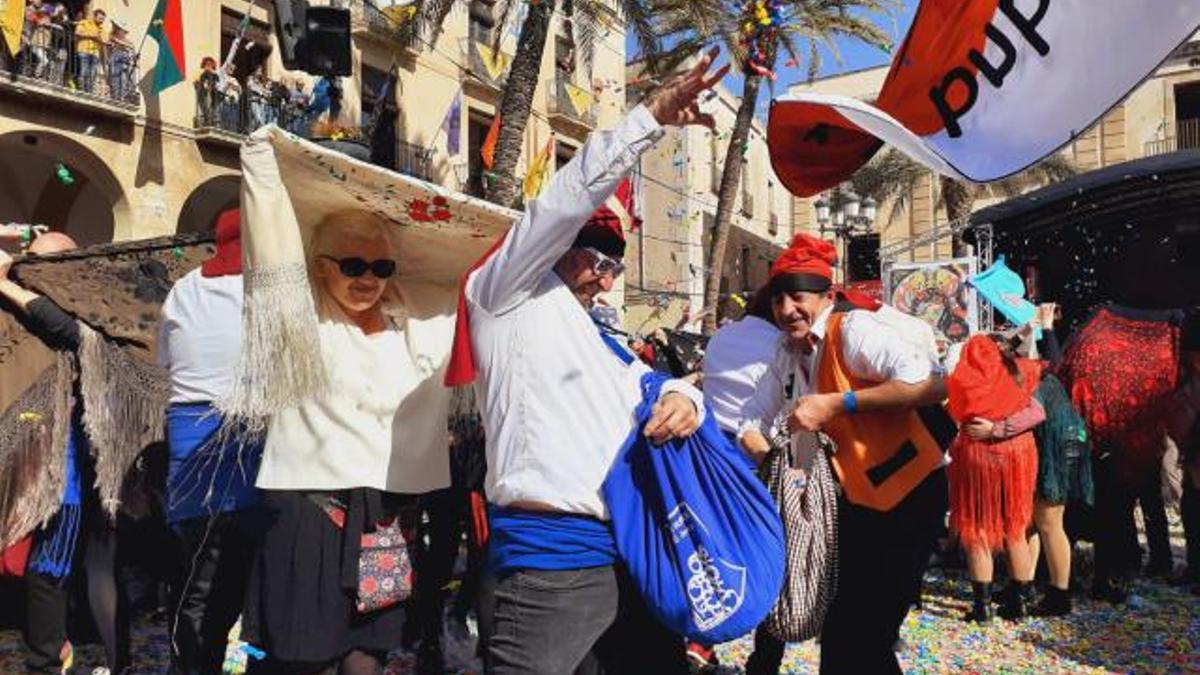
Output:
[466, 105, 705, 520]
[157, 269, 244, 403]
[702, 315, 781, 435]
[257, 311, 454, 494]
[741, 305, 933, 441]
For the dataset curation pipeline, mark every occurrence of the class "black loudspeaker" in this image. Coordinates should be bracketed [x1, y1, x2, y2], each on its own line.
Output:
[272, 0, 307, 70]
[301, 7, 352, 77]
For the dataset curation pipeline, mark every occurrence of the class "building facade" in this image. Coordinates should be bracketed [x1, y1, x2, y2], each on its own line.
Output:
[786, 30, 1200, 273]
[624, 68, 791, 333]
[0, 0, 628, 247]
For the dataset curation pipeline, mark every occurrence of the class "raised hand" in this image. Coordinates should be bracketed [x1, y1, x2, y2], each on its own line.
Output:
[643, 47, 730, 129]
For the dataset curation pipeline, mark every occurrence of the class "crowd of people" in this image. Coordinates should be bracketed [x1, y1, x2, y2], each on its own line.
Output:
[15, 1, 137, 104]
[0, 48, 1197, 675]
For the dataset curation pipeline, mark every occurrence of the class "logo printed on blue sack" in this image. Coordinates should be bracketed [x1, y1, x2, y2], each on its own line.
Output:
[666, 503, 746, 631]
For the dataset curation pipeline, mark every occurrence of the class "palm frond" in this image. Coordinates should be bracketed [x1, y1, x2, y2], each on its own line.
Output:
[850, 147, 925, 225]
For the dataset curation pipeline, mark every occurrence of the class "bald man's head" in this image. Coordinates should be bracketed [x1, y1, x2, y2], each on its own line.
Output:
[28, 232, 78, 255]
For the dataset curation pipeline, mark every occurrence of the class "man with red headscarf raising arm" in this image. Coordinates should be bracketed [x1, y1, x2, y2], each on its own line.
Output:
[739, 233, 951, 675]
[444, 50, 729, 674]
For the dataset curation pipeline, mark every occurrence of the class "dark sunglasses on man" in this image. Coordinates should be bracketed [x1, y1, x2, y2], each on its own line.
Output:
[583, 247, 625, 278]
[320, 255, 398, 279]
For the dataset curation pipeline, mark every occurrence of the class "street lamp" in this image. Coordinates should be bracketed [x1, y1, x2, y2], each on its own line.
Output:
[815, 183, 876, 237]
[814, 183, 879, 279]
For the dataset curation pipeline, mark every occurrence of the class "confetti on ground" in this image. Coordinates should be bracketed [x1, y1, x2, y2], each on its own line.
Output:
[0, 514, 1194, 673]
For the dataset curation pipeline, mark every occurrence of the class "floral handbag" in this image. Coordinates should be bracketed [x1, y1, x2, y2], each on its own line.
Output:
[318, 498, 416, 613]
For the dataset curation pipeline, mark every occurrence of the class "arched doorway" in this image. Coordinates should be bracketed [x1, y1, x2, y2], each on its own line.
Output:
[177, 175, 240, 233]
[0, 131, 127, 246]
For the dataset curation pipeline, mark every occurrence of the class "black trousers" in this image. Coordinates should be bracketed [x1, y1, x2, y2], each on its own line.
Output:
[1182, 477, 1200, 578]
[168, 509, 262, 675]
[24, 511, 130, 674]
[1093, 452, 1171, 583]
[818, 468, 947, 675]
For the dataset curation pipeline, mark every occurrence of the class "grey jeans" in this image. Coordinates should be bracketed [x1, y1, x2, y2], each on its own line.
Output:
[489, 565, 687, 675]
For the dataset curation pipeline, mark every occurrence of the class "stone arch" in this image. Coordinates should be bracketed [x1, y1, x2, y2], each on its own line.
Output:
[0, 131, 129, 246]
[177, 174, 240, 234]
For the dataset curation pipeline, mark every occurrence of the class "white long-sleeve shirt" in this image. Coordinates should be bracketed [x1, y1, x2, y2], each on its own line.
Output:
[156, 269, 244, 404]
[702, 316, 781, 435]
[466, 105, 704, 520]
[740, 305, 933, 442]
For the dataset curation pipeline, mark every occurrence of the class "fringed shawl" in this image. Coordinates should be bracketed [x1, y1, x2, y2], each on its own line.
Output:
[219, 126, 515, 434]
[0, 234, 212, 548]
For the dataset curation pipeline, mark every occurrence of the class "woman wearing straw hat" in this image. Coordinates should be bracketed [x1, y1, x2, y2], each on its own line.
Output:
[226, 124, 515, 674]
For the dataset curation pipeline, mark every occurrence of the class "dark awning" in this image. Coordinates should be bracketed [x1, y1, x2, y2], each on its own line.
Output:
[968, 149, 1200, 237]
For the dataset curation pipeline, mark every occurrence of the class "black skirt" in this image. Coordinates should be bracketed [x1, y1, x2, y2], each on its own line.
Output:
[240, 489, 409, 663]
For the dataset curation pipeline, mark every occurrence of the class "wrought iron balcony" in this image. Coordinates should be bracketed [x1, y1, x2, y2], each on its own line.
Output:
[1, 24, 140, 116]
[546, 77, 596, 129]
[351, 0, 421, 52]
[462, 38, 511, 90]
[395, 139, 433, 182]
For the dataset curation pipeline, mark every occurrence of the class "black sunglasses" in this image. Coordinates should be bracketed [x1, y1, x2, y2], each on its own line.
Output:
[320, 255, 397, 279]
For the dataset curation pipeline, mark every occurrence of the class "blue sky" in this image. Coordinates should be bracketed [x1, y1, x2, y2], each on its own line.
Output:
[629, 1, 918, 118]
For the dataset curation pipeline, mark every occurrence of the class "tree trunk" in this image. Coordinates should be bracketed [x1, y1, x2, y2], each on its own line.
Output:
[484, 1, 555, 207]
[940, 175, 975, 257]
[701, 72, 763, 335]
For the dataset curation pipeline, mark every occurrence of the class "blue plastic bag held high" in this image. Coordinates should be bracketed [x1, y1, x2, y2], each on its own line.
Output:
[602, 372, 785, 643]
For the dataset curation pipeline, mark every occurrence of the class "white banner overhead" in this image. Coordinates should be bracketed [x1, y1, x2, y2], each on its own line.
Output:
[768, 0, 1200, 196]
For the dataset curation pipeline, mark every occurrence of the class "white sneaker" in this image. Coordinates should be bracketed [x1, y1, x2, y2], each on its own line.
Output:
[91, 668, 111, 675]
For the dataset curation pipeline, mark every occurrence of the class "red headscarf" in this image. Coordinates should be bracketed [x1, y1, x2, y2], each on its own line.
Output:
[768, 233, 837, 293]
[201, 208, 242, 277]
[948, 335, 1040, 423]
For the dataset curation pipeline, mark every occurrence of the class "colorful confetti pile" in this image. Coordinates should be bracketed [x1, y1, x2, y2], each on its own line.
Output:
[0, 518, 1194, 673]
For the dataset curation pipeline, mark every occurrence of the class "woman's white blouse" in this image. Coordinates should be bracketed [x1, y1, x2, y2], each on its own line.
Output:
[257, 316, 453, 494]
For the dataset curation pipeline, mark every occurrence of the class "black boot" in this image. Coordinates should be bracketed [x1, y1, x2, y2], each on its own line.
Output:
[999, 581, 1033, 620]
[964, 582, 994, 623]
[1035, 586, 1072, 617]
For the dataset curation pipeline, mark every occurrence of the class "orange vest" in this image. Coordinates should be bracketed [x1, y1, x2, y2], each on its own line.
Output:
[816, 312, 946, 512]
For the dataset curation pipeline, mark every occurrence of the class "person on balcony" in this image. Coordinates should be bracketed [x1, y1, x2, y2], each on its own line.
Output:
[194, 57, 221, 127]
[22, 0, 51, 80]
[105, 17, 134, 104]
[72, 7, 105, 94]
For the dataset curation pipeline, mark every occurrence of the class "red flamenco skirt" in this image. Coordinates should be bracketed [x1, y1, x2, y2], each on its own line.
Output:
[948, 432, 1038, 552]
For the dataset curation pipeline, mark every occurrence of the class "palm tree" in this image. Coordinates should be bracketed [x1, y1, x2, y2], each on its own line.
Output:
[482, 0, 665, 207]
[650, 0, 894, 334]
[849, 148, 1078, 256]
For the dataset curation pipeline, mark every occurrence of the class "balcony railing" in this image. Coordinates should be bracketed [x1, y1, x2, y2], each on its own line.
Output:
[462, 38, 511, 90]
[395, 140, 433, 182]
[351, 0, 421, 52]
[195, 82, 307, 138]
[1142, 118, 1200, 158]
[5, 24, 139, 111]
[546, 77, 596, 128]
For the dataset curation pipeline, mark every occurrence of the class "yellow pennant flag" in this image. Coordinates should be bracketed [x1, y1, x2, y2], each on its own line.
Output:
[563, 82, 594, 117]
[475, 42, 511, 81]
[0, 0, 25, 59]
[523, 135, 555, 201]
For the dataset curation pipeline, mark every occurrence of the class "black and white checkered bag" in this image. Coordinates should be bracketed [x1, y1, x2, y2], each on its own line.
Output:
[760, 435, 839, 642]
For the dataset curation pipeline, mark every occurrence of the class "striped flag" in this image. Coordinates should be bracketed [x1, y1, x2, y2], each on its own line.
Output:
[523, 134, 555, 200]
[148, 0, 186, 93]
[481, 113, 501, 170]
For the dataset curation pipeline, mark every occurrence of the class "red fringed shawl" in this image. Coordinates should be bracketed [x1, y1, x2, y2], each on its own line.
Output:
[1058, 307, 1180, 477]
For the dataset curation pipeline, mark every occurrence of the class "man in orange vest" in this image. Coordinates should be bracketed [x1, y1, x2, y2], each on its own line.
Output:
[740, 233, 952, 675]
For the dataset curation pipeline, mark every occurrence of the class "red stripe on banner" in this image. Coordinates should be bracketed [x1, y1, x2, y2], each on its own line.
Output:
[165, 0, 186, 79]
[767, 102, 882, 198]
[877, 0, 1000, 135]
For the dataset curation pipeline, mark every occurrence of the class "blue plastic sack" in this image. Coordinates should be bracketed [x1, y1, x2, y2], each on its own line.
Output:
[602, 373, 785, 643]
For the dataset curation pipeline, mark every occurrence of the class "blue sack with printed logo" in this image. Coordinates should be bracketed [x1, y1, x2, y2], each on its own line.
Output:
[602, 372, 785, 643]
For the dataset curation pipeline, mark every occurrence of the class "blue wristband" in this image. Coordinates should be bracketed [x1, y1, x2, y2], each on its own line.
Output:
[842, 390, 859, 415]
